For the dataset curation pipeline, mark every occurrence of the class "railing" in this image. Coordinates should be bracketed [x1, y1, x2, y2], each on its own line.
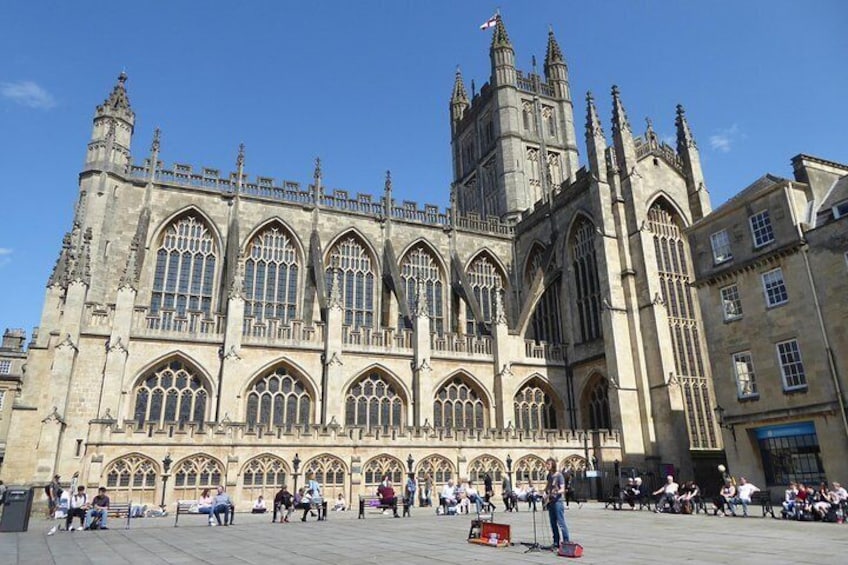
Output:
[132, 307, 225, 338]
[634, 139, 683, 171]
[83, 303, 115, 331]
[342, 326, 413, 351]
[242, 318, 323, 346]
[524, 340, 565, 362]
[455, 213, 514, 236]
[431, 333, 492, 357]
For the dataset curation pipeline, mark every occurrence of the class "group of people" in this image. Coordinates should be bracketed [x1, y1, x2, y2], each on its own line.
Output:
[194, 486, 236, 526]
[269, 473, 326, 523]
[781, 481, 847, 522]
[44, 474, 112, 534]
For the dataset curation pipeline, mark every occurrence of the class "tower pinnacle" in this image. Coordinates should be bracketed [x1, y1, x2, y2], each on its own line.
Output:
[490, 15, 512, 49]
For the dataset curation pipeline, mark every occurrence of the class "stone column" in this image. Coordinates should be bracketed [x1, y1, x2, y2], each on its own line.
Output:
[323, 269, 345, 425]
[412, 280, 432, 427]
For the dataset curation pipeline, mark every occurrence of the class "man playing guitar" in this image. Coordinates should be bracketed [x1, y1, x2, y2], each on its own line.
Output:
[545, 458, 570, 549]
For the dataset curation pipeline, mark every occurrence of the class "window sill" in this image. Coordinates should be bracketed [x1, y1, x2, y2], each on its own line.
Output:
[765, 300, 788, 310]
[753, 240, 775, 250]
[713, 257, 733, 266]
[736, 394, 759, 402]
[782, 385, 808, 395]
[723, 315, 743, 324]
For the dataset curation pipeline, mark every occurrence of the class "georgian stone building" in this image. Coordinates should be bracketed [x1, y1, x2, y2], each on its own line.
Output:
[688, 155, 848, 488]
[2, 17, 723, 505]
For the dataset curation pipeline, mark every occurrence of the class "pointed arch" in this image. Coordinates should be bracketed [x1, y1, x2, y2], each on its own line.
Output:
[344, 366, 408, 428]
[149, 205, 223, 251]
[567, 213, 602, 343]
[645, 192, 691, 228]
[513, 374, 562, 431]
[130, 355, 212, 426]
[520, 241, 563, 345]
[242, 219, 303, 324]
[398, 239, 448, 334]
[515, 455, 547, 483]
[560, 455, 587, 472]
[149, 209, 220, 318]
[523, 241, 548, 285]
[415, 454, 455, 489]
[102, 453, 159, 504]
[362, 453, 405, 488]
[303, 454, 347, 498]
[467, 455, 505, 484]
[464, 249, 508, 335]
[324, 229, 379, 329]
[433, 371, 490, 430]
[171, 454, 225, 500]
[240, 454, 290, 500]
[580, 373, 611, 430]
[243, 361, 315, 429]
[241, 216, 306, 260]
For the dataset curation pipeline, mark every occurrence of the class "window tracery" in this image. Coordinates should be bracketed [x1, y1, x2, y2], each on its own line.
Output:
[433, 376, 487, 429]
[400, 246, 444, 334]
[345, 372, 404, 428]
[325, 236, 375, 328]
[245, 366, 312, 428]
[244, 225, 299, 323]
[132, 359, 207, 426]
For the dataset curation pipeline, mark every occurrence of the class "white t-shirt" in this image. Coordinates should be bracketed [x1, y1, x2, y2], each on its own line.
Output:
[663, 482, 679, 495]
[441, 485, 455, 500]
[737, 483, 759, 501]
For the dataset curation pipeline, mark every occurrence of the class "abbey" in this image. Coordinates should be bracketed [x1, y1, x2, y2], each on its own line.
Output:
[2, 17, 723, 505]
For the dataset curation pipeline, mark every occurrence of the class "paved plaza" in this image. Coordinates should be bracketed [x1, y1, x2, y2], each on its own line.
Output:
[2, 503, 846, 564]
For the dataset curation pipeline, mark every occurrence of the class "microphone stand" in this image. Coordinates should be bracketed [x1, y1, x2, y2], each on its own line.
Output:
[521, 495, 547, 553]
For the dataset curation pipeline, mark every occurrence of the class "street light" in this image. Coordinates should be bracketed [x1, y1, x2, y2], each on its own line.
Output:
[292, 453, 301, 491]
[506, 454, 513, 486]
[713, 404, 737, 442]
[160, 454, 173, 509]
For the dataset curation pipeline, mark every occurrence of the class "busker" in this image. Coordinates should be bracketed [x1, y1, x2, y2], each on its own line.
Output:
[545, 457, 570, 550]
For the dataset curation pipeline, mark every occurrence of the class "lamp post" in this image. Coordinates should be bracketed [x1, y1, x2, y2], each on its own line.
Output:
[160, 454, 172, 509]
[506, 454, 513, 488]
[713, 404, 737, 442]
[292, 453, 301, 492]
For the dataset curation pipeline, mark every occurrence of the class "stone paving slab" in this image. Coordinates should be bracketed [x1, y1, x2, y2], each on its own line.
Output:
[2, 503, 847, 564]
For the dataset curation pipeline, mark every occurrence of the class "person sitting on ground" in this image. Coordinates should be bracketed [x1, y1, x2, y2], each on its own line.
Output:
[84, 487, 110, 530]
[715, 478, 736, 516]
[297, 488, 313, 522]
[620, 478, 638, 509]
[733, 477, 761, 517]
[66, 485, 89, 531]
[212, 485, 234, 526]
[197, 488, 214, 525]
[781, 482, 798, 519]
[652, 475, 679, 513]
[440, 479, 457, 509]
[252, 495, 267, 514]
[377, 480, 400, 517]
[333, 493, 347, 512]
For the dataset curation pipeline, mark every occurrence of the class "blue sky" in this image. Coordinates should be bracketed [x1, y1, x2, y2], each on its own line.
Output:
[1, 0, 846, 334]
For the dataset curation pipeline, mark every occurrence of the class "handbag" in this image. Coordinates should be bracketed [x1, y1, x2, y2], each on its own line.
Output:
[557, 542, 584, 558]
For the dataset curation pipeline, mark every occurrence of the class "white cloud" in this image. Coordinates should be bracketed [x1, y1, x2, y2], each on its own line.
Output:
[0, 81, 56, 109]
[0, 247, 11, 268]
[709, 124, 741, 153]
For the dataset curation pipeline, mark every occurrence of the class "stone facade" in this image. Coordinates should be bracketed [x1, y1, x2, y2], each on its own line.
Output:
[1, 17, 724, 506]
[0, 328, 27, 466]
[688, 154, 848, 490]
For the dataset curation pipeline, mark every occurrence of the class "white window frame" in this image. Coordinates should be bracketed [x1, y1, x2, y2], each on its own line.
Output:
[762, 268, 788, 307]
[749, 210, 775, 248]
[832, 200, 848, 219]
[776, 339, 807, 391]
[0, 390, 6, 411]
[720, 284, 743, 321]
[0, 359, 10, 374]
[710, 230, 733, 264]
[732, 351, 758, 399]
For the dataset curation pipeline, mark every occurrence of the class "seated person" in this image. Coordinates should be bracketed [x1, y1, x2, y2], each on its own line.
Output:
[620, 478, 638, 509]
[272, 485, 293, 523]
[455, 480, 469, 514]
[197, 488, 215, 525]
[377, 481, 400, 517]
[812, 482, 832, 520]
[212, 485, 234, 526]
[715, 479, 736, 516]
[297, 488, 314, 522]
[465, 480, 484, 514]
[440, 480, 457, 510]
[333, 493, 347, 512]
[66, 485, 89, 531]
[252, 495, 267, 514]
[652, 475, 679, 513]
[84, 487, 110, 530]
[676, 481, 699, 514]
[733, 477, 760, 517]
[781, 482, 798, 519]
[514, 483, 528, 502]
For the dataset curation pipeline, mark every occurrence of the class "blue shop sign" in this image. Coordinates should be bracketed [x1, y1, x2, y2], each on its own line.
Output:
[754, 421, 816, 439]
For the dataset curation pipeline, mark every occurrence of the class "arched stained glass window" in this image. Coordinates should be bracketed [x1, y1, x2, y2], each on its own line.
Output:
[416, 455, 454, 489]
[433, 376, 487, 429]
[104, 455, 158, 504]
[172, 455, 223, 500]
[524, 245, 563, 345]
[515, 455, 547, 483]
[465, 254, 505, 335]
[467, 455, 504, 484]
[514, 381, 557, 431]
[363, 455, 404, 488]
[325, 236, 375, 328]
[345, 372, 404, 428]
[151, 216, 217, 317]
[241, 455, 288, 501]
[571, 218, 602, 342]
[245, 366, 312, 428]
[244, 224, 299, 323]
[400, 246, 444, 334]
[584, 377, 611, 430]
[303, 455, 347, 499]
[132, 360, 207, 426]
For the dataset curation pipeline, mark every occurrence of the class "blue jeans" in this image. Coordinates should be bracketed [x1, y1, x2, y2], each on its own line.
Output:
[547, 499, 569, 546]
[468, 494, 483, 514]
[84, 508, 107, 529]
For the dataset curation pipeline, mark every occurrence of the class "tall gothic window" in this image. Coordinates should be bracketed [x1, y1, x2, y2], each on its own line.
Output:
[465, 254, 505, 335]
[584, 376, 611, 429]
[648, 201, 718, 449]
[104, 455, 158, 504]
[151, 216, 217, 317]
[345, 371, 404, 428]
[525, 245, 563, 345]
[433, 376, 487, 429]
[245, 366, 312, 428]
[172, 455, 223, 501]
[244, 224, 299, 322]
[526, 147, 542, 204]
[303, 455, 346, 499]
[400, 246, 444, 334]
[571, 218, 602, 342]
[363, 455, 404, 488]
[132, 359, 207, 426]
[241, 455, 288, 501]
[326, 236, 375, 328]
[514, 381, 558, 430]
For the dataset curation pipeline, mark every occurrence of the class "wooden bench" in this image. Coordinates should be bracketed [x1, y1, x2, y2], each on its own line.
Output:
[105, 501, 133, 529]
[751, 490, 776, 518]
[358, 495, 410, 519]
[174, 500, 234, 527]
[294, 499, 329, 521]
